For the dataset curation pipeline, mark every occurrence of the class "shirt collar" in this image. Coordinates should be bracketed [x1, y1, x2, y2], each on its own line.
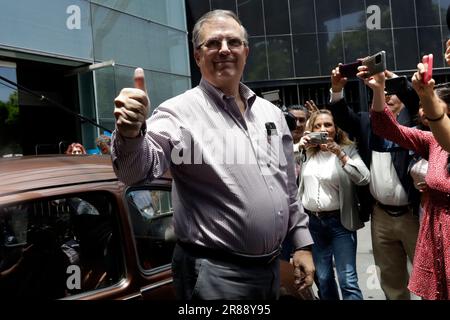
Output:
[199, 78, 257, 110]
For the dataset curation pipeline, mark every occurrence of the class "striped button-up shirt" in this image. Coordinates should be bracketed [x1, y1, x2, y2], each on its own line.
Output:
[111, 78, 313, 255]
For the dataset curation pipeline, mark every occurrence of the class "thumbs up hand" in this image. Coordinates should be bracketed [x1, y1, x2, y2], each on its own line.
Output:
[114, 68, 150, 138]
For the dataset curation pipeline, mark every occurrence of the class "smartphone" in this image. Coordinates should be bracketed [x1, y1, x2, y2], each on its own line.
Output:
[362, 51, 386, 77]
[422, 54, 433, 84]
[385, 76, 408, 95]
[339, 60, 362, 78]
[307, 132, 329, 145]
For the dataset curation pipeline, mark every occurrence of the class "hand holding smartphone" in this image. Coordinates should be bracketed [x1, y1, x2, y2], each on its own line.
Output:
[422, 54, 433, 84]
[385, 76, 408, 95]
[339, 61, 362, 78]
[362, 51, 386, 77]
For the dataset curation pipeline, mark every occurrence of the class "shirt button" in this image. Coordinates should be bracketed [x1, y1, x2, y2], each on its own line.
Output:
[269, 186, 274, 191]
[278, 211, 282, 216]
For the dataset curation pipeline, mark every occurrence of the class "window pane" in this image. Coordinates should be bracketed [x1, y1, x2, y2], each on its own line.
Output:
[0, 193, 124, 298]
[293, 34, 320, 77]
[114, 66, 191, 112]
[92, 0, 187, 30]
[238, 0, 265, 36]
[418, 27, 444, 68]
[318, 33, 344, 76]
[391, 0, 415, 28]
[290, 0, 316, 34]
[415, 0, 440, 27]
[127, 189, 175, 270]
[0, 0, 92, 61]
[343, 31, 368, 63]
[211, 0, 236, 12]
[264, 0, 290, 35]
[185, 0, 211, 23]
[368, 29, 395, 70]
[316, 0, 341, 32]
[92, 5, 189, 76]
[95, 65, 190, 128]
[94, 66, 116, 132]
[367, 0, 392, 29]
[147, 72, 191, 111]
[393, 28, 419, 70]
[267, 36, 294, 79]
[340, 0, 366, 31]
[244, 37, 269, 81]
[439, 0, 450, 27]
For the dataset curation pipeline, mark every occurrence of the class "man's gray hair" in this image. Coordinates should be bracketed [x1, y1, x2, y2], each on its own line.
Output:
[192, 10, 248, 49]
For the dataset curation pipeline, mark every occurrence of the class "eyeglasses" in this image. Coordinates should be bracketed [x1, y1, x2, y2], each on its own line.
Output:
[196, 37, 246, 51]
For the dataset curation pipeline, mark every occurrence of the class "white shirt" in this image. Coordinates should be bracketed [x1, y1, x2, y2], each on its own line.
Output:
[370, 151, 409, 206]
[301, 151, 340, 211]
[330, 88, 409, 206]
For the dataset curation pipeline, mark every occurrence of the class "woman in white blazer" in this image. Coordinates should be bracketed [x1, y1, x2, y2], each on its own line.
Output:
[297, 109, 370, 300]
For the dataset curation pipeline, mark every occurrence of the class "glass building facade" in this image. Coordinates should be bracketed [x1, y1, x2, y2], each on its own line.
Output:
[186, 0, 450, 110]
[0, 0, 190, 155]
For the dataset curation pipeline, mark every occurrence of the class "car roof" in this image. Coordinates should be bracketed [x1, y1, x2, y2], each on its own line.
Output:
[0, 155, 118, 197]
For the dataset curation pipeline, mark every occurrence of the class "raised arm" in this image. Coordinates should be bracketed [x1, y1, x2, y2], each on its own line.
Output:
[424, 100, 450, 152]
[384, 70, 420, 118]
[419, 43, 450, 153]
[111, 68, 184, 185]
[327, 65, 363, 139]
[358, 66, 432, 158]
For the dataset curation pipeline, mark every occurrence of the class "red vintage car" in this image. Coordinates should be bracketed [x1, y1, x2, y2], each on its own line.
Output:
[0, 155, 314, 300]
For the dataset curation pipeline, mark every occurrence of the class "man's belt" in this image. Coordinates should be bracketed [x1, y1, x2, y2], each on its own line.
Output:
[304, 208, 340, 218]
[177, 240, 280, 266]
[376, 201, 410, 216]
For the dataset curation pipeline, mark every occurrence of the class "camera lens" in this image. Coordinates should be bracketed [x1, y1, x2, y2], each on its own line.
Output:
[375, 54, 381, 64]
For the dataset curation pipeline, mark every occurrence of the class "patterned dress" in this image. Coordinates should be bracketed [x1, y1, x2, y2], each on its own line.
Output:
[371, 106, 450, 300]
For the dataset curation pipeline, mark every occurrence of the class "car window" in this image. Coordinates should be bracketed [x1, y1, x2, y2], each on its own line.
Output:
[126, 189, 176, 271]
[0, 192, 124, 298]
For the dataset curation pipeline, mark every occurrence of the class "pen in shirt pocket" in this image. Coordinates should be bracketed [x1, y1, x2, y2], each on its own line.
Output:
[265, 122, 277, 144]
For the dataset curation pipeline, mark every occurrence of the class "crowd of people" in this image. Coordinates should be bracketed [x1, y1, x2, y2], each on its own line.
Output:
[109, 9, 449, 300]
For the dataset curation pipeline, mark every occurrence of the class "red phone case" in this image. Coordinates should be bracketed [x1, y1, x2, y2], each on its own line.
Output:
[422, 54, 433, 83]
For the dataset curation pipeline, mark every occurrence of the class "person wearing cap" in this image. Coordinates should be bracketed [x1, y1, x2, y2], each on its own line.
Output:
[110, 10, 314, 300]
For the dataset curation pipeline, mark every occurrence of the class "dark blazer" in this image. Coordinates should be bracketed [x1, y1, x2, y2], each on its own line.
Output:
[327, 82, 420, 218]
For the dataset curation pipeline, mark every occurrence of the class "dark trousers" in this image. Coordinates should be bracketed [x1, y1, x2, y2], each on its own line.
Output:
[171, 243, 280, 300]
